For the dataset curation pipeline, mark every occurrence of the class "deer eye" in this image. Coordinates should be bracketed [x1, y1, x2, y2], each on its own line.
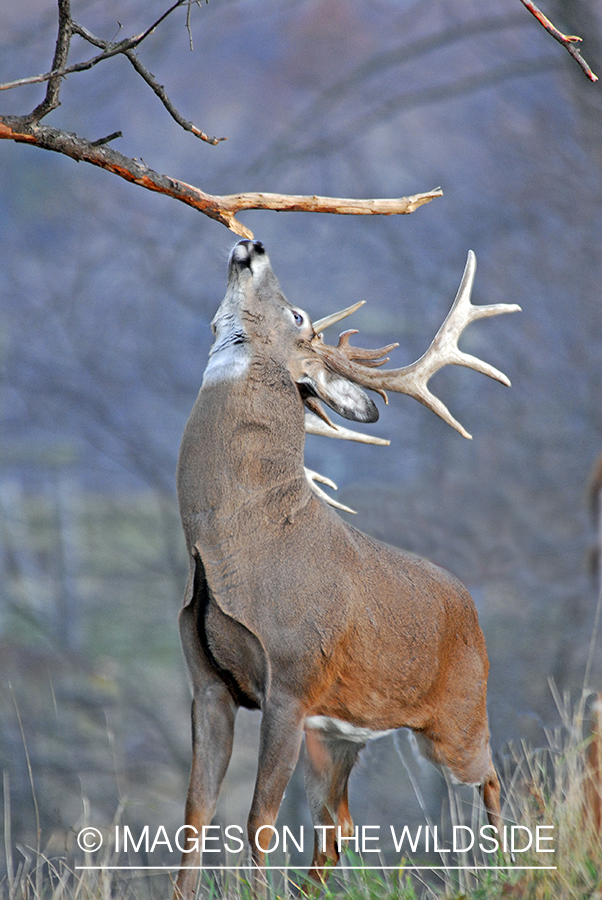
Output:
[292, 310, 304, 326]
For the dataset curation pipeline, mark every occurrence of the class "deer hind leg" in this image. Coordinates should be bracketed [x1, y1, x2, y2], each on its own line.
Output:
[303, 728, 361, 884]
[414, 714, 502, 835]
[414, 635, 503, 837]
[479, 761, 502, 834]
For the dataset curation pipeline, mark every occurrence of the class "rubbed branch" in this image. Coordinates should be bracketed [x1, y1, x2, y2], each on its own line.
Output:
[0, 116, 441, 238]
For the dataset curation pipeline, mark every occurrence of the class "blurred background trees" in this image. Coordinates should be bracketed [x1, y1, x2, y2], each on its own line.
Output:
[1, 0, 602, 877]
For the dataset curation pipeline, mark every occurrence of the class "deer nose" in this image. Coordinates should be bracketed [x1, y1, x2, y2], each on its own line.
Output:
[231, 240, 265, 267]
[242, 239, 265, 256]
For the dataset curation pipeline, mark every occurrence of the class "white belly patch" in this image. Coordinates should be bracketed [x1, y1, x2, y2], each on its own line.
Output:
[305, 715, 395, 744]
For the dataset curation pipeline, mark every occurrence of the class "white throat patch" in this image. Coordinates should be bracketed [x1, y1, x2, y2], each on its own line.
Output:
[202, 309, 250, 385]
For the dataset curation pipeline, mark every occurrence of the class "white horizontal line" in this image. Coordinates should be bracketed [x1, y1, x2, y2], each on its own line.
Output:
[75, 865, 557, 871]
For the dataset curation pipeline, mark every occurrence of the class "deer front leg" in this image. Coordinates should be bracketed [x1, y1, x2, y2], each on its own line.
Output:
[247, 697, 305, 891]
[174, 606, 238, 900]
[174, 687, 237, 900]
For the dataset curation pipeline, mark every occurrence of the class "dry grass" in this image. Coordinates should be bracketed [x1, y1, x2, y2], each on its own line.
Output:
[2, 689, 601, 900]
[484, 686, 602, 900]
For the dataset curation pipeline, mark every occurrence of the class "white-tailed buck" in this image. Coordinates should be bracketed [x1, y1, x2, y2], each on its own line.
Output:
[175, 240, 519, 897]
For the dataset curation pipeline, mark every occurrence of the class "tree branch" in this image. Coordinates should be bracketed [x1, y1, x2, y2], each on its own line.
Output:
[27, 0, 72, 123]
[0, 33, 156, 93]
[123, 49, 225, 144]
[70, 21, 226, 144]
[1, 0, 187, 92]
[0, 0, 223, 143]
[220, 190, 442, 219]
[0, 116, 441, 238]
[520, 0, 598, 82]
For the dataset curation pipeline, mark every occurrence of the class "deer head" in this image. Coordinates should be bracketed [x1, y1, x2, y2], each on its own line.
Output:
[205, 239, 381, 421]
[174, 240, 519, 898]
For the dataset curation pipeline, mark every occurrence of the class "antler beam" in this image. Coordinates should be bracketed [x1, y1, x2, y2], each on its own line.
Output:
[312, 251, 521, 439]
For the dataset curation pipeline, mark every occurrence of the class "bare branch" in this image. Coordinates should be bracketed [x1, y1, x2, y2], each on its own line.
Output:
[186, 0, 204, 51]
[70, 20, 225, 144]
[27, 0, 72, 123]
[520, 0, 599, 82]
[0, 37, 151, 92]
[123, 50, 225, 144]
[0, 2, 223, 143]
[0, 1, 198, 99]
[0, 116, 441, 238]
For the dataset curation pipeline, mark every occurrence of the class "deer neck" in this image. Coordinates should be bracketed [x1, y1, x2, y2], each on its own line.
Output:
[177, 352, 311, 537]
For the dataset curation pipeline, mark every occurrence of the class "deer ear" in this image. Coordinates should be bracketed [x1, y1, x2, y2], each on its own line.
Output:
[297, 366, 379, 423]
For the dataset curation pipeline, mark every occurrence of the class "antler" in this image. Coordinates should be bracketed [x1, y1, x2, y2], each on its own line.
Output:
[305, 412, 390, 446]
[313, 300, 366, 334]
[304, 468, 356, 515]
[311, 251, 521, 440]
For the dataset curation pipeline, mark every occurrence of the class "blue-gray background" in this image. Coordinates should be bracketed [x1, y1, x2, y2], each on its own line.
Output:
[1, 0, 601, 876]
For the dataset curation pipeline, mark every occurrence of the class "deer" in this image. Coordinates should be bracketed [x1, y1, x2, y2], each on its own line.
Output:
[174, 239, 520, 898]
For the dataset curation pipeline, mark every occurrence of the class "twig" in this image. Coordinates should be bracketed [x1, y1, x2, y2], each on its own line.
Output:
[185, 0, 204, 51]
[123, 50, 225, 144]
[0, 116, 442, 238]
[90, 130, 122, 146]
[69, 20, 225, 144]
[0, 0, 194, 96]
[520, 0, 598, 82]
[0, 36, 145, 93]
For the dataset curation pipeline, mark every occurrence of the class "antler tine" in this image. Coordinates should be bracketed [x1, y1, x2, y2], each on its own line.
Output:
[313, 301, 365, 334]
[304, 467, 357, 514]
[392, 251, 521, 437]
[406, 251, 521, 387]
[337, 331, 399, 367]
[305, 412, 390, 446]
[311, 251, 521, 440]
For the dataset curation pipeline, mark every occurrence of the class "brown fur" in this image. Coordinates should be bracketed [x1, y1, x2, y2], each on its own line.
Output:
[173, 241, 502, 898]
